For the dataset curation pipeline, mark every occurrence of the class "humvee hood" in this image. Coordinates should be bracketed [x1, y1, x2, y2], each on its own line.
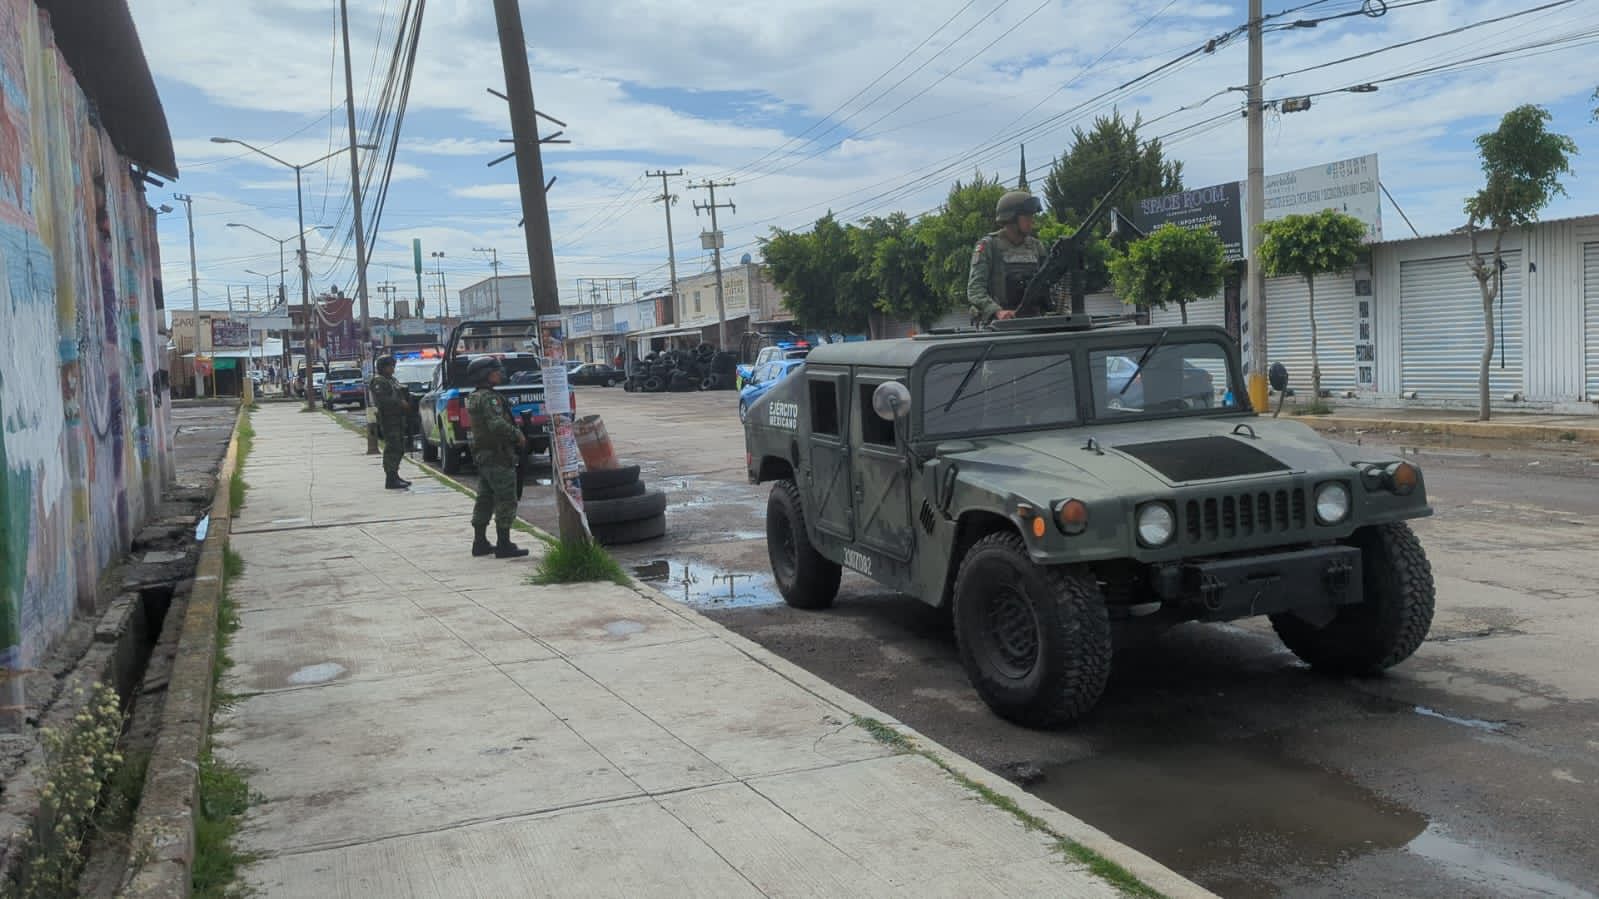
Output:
[943, 416, 1355, 489]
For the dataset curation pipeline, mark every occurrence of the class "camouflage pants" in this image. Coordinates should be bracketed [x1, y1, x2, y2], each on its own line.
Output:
[471, 463, 518, 530]
[380, 419, 407, 476]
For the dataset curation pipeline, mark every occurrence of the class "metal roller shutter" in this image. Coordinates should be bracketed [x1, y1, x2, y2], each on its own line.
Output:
[1586, 243, 1599, 399]
[1264, 274, 1357, 393]
[1400, 253, 1522, 399]
[1149, 290, 1226, 328]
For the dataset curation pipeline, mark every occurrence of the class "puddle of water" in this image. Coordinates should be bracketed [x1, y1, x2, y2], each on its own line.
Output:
[603, 619, 646, 638]
[288, 662, 347, 685]
[1414, 705, 1508, 733]
[1408, 826, 1597, 899]
[631, 558, 783, 609]
[1028, 740, 1427, 899]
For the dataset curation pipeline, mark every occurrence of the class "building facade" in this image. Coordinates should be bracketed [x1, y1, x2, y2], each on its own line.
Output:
[457, 275, 534, 320]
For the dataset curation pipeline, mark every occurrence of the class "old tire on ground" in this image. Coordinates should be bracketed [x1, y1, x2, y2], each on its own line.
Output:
[592, 512, 666, 546]
[580, 465, 641, 491]
[952, 532, 1111, 729]
[766, 480, 841, 611]
[585, 479, 647, 501]
[642, 376, 664, 392]
[441, 442, 464, 475]
[1270, 522, 1435, 675]
[585, 489, 668, 526]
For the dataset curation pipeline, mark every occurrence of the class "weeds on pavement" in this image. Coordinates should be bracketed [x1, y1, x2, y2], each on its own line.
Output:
[192, 546, 257, 897]
[228, 413, 254, 511]
[851, 715, 1164, 899]
[529, 539, 629, 586]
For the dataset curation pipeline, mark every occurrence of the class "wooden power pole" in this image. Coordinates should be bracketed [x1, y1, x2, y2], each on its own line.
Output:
[689, 179, 735, 348]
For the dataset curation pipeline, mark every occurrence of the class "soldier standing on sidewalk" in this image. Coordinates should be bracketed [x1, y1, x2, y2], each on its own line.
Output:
[465, 356, 529, 559]
[368, 355, 412, 490]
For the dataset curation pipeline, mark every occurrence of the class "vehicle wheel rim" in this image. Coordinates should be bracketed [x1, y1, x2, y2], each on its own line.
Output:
[983, 584, 1039, 679]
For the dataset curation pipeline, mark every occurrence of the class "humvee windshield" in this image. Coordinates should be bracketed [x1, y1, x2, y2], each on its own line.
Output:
[1090, 337, 1242, 418]
[922, 352, 1078, 436]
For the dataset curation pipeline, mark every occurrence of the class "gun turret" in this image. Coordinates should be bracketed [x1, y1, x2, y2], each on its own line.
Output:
[1014, 169, 1133, 317]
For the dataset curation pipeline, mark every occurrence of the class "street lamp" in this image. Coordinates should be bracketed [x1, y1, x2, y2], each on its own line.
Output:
[211, 136, 376, 410]
[229, 222, 329, 306]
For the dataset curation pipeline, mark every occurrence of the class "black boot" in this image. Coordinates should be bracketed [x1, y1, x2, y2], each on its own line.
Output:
[397, 475, 413, 487]
[385, 473, 409, 490]
[471, 525, 494, 557]
[495, 527, 529, 559]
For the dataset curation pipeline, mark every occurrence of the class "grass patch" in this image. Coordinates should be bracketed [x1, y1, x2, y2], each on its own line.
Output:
[851, 715, 1164, 898]
[94, 749, 152, 834]
[1290, 401, 1334, 417]
[228, 413, 255, 511]
[1558, 431, 1578, 442]
[190, 547, 256, 897]
[529, 538, 628, 586]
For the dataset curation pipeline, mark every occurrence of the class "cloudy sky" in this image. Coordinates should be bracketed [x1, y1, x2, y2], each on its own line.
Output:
[128, 0, 1597, 317]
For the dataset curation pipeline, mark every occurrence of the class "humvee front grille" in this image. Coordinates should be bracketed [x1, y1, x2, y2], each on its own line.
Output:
[1183, 488, 1308, 544]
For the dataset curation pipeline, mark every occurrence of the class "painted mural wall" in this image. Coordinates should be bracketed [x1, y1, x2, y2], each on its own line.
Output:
[0, 0, 172, 676]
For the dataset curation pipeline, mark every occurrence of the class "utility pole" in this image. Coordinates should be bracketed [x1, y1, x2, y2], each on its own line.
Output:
[689, 179, 735, 348]
[646, 169, 684, 318]
[474, 247, 502, 318]
[377, 282, 397, 329]
[492, 0, 584, 542]
[339, 0, 374, 371]
[174, 193, 204, 398]
[1245, 0, 1268, 413]
[431, 252, 449, 317]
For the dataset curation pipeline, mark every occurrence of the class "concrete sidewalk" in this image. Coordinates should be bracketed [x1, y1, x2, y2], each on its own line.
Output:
[1285, 404, 1599, 445]
[221, 405, 1204, 898]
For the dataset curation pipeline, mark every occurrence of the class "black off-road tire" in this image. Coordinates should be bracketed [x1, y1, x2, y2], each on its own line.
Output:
[585, 479, 647, 501]
[442, 442, 464, 474]
[592, 512, 666, 546]
[766, 480, 841, 610]
[1271, 522, 1436, 675]
[421, 435, 440, 463]
[585, 489, 668, 526]
[952, 532, 1111, 729]
[580, 465, 641, 491]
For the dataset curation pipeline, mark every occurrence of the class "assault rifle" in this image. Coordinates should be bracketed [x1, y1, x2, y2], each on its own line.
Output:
[1013, 169, 1132, 318]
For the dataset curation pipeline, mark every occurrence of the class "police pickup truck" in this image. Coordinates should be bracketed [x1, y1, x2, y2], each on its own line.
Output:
[418, 319, 575, 474]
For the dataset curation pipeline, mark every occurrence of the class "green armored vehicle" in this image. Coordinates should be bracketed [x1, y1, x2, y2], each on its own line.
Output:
[742, 315, 1435, 728]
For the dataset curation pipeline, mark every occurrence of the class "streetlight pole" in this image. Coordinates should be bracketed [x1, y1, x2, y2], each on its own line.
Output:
[339, 0, 374, 364]
[173, 193, 205, 398]
[210, 136, 375, 410]
[1245, 0, 1268, 413]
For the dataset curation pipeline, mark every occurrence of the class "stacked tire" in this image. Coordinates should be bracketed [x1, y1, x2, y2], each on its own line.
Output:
[624, 345, 741, 393]
[582, 465, 668, 545]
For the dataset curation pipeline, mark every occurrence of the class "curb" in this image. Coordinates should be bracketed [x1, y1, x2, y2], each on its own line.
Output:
[1300, 415, 1599, 446]
[411, 452, 1211, 897]
[119, 406, 245, 898]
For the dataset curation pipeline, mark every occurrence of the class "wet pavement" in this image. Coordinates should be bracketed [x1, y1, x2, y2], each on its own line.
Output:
[339, 395, 1599, 898]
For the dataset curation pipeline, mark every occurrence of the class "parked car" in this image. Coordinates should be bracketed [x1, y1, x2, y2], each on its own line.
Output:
[736, 342, 810, 389]
[1103, 353, 1221, 412]
[738, 358, 806, 422]
[568, 363, 625, 387]
[294, 364, 327, 398]
[323, 364, 366, 409]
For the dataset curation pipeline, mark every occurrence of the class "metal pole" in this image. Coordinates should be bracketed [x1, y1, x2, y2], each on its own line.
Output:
[492, 0, 584, 542]
[295, 167, 317, 410]
[648, 169, 683, 319]
[176, 193, 204, 398]
[1246, 0, 1268, 413]
[691, 179, 735, 348]
[340, 0, 374, 369]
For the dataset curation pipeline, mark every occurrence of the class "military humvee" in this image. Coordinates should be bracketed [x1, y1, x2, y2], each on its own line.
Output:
[742, 315, 1436, 728]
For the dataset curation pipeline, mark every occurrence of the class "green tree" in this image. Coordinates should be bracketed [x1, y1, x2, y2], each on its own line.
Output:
[855, 213, 944, 328]
[1464, 105, 1577, 420]
[1107, 223, 1226, 325]
[1041, 109, 1183, 292]
[763, 213, 870, 333]
[915, 172, 1007, 313]
[1258, 210, 1369, 404]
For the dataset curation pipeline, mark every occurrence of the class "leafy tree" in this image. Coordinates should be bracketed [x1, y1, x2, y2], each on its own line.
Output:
[1464, 105, 1577, 420]
[855, 213, 944, 328]
[1108, 223, 1226, 325]
[763, 213, 869, 333]
[915, 172, 1007, 313]
[1258, 210, 1368, 403]
[1041, 109, 1183, 292]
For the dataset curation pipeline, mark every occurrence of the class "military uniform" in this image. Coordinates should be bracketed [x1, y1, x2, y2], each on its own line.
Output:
[368, 370, 410, 482]
[967, 230, 1049, 321]
[466, 387, 522, 534]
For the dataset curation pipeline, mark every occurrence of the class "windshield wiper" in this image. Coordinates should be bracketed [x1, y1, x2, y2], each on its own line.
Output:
[944, 342, 995, 413]
[1118, 328, 1169, 396]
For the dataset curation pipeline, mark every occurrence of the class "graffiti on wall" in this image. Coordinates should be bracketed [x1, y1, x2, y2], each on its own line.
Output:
[0, 0, 170, 673]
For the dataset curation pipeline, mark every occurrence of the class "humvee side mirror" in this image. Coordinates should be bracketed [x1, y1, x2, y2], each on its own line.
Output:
[1268, 362, 1289, 393]
[872, 381, 912, 421]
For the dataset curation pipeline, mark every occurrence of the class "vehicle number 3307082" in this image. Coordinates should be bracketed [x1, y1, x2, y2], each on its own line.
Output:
[767, 401, 799, 430]
[843, 548, 873, 576]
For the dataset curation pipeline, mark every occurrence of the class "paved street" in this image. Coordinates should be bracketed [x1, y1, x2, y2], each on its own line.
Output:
[432, 388, 1599, 899]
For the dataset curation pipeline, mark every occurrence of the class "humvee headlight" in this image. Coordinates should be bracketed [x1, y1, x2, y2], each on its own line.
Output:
[1136, 503, 1175, 547]
[1053, 499, 1089, 535]
[1315, 482, 1351, 525]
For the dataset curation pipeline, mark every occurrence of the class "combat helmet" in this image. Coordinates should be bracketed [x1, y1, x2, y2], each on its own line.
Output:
[466, 355, 504, 385]
[995, 190, 1043, 225]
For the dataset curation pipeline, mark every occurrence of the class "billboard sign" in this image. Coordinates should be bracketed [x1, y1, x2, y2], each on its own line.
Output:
[210, 318, 250, 347]
[1261, 154, 1382, 241]
[1132, 181, 1245, 262]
